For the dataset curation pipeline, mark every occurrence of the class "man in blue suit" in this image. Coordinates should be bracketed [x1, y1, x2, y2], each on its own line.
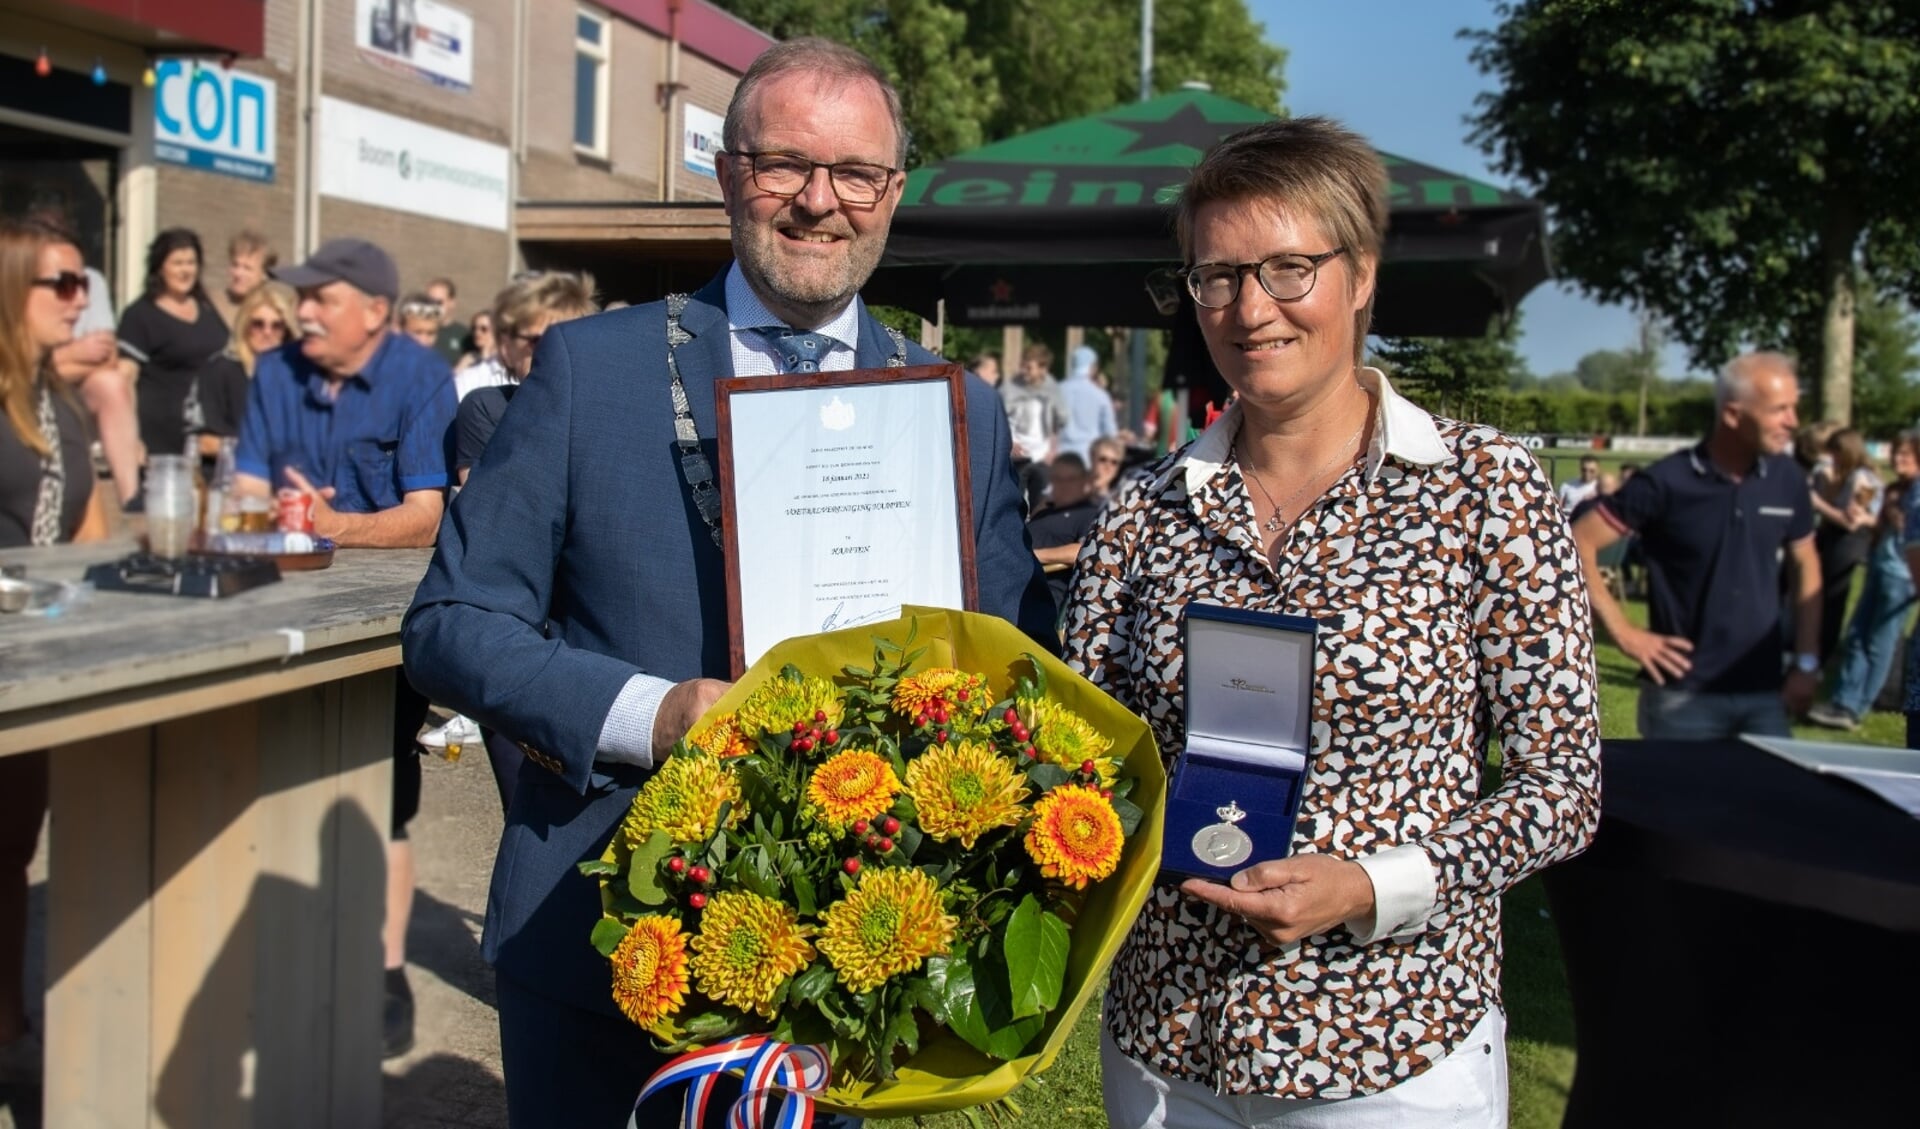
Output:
[403, 37, 1055, 1127]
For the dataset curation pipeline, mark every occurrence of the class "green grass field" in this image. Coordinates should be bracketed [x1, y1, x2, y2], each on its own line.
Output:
[878, 595, 1903, 1128]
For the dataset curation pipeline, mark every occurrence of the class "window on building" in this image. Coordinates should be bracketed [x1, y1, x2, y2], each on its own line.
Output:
[574, 9, 610, 156]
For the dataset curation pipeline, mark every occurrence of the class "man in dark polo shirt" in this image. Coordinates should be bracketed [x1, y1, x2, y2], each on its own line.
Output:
[1028, 452, 1103, 610]
[1573, 351, 1821, 740]
[232, 237, 458, 1057]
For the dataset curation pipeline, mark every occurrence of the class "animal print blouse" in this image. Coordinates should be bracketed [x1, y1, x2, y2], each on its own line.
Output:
[1062, 369, 1601, 1099]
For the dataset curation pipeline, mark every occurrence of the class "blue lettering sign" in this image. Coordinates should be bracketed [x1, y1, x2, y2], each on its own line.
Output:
[189, 69, 224, 143]
[152, 58, 277, 185]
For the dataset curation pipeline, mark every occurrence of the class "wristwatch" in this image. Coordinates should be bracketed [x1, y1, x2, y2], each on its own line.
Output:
[1794, 653, 1820, 675]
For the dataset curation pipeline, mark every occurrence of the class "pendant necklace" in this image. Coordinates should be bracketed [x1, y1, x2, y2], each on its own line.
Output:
[1237, 419, 1366, 534]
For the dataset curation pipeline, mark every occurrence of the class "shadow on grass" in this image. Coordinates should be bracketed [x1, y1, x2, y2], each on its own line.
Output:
[1500, 878, 1575, 1051]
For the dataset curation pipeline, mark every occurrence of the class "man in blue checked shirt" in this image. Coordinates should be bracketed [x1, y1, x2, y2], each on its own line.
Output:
[233, 235, 458, 1059]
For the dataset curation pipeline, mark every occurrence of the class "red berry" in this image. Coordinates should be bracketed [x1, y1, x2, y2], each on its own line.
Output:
[957, 689, 970, 702]
[1101, 789, 1114, 799]
[794, 720, 808, 733]
[877, 836, 894, 852]
[689, 865, 711, 885]
[843, 858, 861, 875]
[935, 729, 948, 744]
[881, 816, 900, 835]
[1003, 708, 1019, 724]
[667, 856, 687, 874]
[811, 727, 824, 742]
[815, 710, 828, 723]
[865, 833, 880, 849]
[1081, 759, 1097, 775]
[852, 819, 869, 835]
[824, 729, 839, 745]
[1023, 744, 1037, 758]
[1010, 724, 1030, 743]
[687, 892, 708, 909]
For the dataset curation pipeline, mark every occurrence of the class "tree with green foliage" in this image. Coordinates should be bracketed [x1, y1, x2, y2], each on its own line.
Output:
[1468, 0, 1920, 425]
[1371, 315, 1529, 421]
[713, 0, 1286, 164]
[1822, 289, 1920, 436]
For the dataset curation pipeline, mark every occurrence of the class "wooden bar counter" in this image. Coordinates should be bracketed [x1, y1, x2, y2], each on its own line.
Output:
[0, 540, 433, 1128]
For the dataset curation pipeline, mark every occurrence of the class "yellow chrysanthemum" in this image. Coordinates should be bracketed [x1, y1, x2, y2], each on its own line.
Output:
[1021, 697, 1118, 782]
[687, 713, 752, 759]
[891, 668, 993, 723]
[621, 753, 746, 846]
[904, 740, 1029, 848]
[1024, 784, 1124, 890]
[818, 867, 956, 993]
[735, 672, 845, 738]
[806, 748, 903, 826]
[688, 891, 816, 1016]
[608, 915, 690, 1031]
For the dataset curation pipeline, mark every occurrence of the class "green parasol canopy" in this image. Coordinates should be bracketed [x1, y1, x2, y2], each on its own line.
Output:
[867, 89, 1549, 336]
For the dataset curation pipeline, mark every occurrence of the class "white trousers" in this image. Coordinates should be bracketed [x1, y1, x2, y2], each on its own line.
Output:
[1101, 1010, 1509, 1129]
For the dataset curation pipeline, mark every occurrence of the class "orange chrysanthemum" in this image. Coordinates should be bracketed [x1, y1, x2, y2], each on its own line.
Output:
[687, 713, 752, 759]
[609, 915, 690, 1031]
[891, 668, 992, 723]
[1024, 784, 1124, 889]
[806, 748, 903, 826]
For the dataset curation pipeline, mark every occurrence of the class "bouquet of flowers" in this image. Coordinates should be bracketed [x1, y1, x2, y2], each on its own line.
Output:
[582, 608, 1163, 1121]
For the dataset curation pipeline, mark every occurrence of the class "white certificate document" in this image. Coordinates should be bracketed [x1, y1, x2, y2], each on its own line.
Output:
[720, 369, 972, 671]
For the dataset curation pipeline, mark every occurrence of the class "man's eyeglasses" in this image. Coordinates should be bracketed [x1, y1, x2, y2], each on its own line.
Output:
[724, 151, 898, 206]
[31, 272, 89, 301]
[1183, 248, 1347, 309]
[246, 318, 288, 334]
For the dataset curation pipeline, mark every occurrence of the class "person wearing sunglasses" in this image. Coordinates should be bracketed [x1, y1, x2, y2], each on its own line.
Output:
[1062, 118, 1599, 1128]
[116, 228, 230, 466]
[0, 216, 113, 1090]
[191, 280, 298, 458]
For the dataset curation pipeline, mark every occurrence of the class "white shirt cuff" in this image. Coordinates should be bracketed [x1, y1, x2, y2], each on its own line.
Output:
[595, 674, 673, 768]
[1345, 845, 1438, 945]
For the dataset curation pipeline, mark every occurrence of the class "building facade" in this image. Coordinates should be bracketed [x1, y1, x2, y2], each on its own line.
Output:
[0, 0, 766, 317]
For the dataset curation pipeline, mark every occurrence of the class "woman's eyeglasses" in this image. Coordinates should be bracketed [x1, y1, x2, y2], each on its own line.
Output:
[31, 272, 89, 301]
[246, 318, 288, 334]
[1183, 248, 1347, 309]
[504, 329, 543, 346]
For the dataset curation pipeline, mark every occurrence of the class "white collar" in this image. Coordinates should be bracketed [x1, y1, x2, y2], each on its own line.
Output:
[723, 262, 862, 350]
[1159, 366, 1450, 496]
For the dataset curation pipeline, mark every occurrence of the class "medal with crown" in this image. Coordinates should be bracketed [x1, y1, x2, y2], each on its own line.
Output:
[1190, 799, 1253, 867]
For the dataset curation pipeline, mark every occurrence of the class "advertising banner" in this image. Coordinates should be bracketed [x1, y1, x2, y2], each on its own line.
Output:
[356, 0, 474, 91]
[152, 60, 276, 183]
[317, 96, 508, 231]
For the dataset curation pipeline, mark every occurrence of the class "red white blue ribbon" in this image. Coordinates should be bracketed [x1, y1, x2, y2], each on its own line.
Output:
[631, 1034, 832, 1129]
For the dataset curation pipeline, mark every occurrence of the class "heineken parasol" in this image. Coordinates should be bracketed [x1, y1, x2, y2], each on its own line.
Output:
[866, 89, 1549, 337]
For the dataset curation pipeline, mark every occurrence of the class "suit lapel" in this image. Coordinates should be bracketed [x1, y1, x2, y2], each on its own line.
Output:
[852, 299, 895, 369]
[672, 272, 735, 432]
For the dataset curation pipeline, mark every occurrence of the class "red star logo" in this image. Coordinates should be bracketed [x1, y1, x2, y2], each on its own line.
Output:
[989, 279, 1014, 302]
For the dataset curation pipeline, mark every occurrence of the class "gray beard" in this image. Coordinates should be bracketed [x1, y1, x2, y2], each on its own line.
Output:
[731, 218, 887, 328]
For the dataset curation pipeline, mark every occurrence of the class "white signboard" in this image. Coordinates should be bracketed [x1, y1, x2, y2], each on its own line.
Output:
[683, 104, 725, 179]
[317, 96, 509, 231]
[152, 60, 277, 183]
[356, 0, 474, 91]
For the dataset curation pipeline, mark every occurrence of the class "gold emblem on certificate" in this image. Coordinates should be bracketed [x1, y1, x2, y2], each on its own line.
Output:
[1190, 800, 1253, 867]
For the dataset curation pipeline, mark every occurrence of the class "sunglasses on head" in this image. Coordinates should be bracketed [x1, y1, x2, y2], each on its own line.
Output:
[31, 271, 89, 301]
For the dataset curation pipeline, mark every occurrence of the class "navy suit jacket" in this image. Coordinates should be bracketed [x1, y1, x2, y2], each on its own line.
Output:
[402, 271, 1056, 1014]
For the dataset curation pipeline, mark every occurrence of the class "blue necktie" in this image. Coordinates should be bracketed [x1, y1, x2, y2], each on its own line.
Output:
[752, 326, 832, 373]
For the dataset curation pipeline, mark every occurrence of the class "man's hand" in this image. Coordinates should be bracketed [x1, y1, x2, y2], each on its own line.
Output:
[1783, 669, 1818, 716]
[652, 678, 732, 756]
[282, 466, 343, 539]
[1615, 624, 1694, 685]
[1180, 855, 1377, 946]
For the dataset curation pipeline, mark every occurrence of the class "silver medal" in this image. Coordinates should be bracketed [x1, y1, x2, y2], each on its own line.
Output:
[1190, 800, 1253, 867]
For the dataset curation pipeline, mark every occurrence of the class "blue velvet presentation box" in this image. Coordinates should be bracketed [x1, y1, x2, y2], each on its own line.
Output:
[1161, 603, 1319, 884]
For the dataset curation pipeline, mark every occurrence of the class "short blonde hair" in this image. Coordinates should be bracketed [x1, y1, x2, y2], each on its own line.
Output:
[229, 281, 298, 375]
[1176, 117, 1390, 362]
[493, 271, 598, 336]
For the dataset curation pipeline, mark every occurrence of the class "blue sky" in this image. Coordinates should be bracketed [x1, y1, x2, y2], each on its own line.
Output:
[1245, 0, 1699, 377]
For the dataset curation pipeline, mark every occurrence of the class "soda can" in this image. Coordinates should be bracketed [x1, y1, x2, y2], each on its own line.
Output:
[277, 488, 315, 534]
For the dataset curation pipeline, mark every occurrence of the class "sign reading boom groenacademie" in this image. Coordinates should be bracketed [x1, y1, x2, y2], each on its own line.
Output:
[152, 60, 276, 183]
[317, 97, 508, 231]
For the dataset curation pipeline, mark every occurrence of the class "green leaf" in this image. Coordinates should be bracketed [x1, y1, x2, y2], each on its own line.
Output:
[627, 831, 674, 905]
[895, 822, 925, 860]
[1002, 896, 1070, 1020]
[1112, 796, 1144, 837]
[789, 961, 836, 1005]
[1025, 764, 1070, 791]
[576, 858, 619, 877]
[589, 916, 629, 956]
[792, 873, 818, 917]
[936, 948, 1045, 1060]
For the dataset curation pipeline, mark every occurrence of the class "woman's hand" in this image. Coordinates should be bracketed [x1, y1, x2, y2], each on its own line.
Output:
[1181, 855, 1377, 946]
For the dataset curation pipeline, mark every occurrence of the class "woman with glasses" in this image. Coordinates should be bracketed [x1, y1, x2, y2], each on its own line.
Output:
[1063, 118, 1599, 1127]
[0, 216, 111, 1089]
[456, 311, 497, 372]
[416, 271, 599, 811]
[1088, 435, 1127, 500]
[193, 281, 297, 456]
[116, 228, 229, 463]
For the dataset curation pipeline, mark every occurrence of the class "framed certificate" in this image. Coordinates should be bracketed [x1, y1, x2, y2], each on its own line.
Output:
[716, 364, 979, 676]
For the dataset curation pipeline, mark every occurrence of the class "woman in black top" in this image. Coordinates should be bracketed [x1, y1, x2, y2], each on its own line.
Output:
[0, 216, 108, 1086]
[117, 228, 228, 461]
